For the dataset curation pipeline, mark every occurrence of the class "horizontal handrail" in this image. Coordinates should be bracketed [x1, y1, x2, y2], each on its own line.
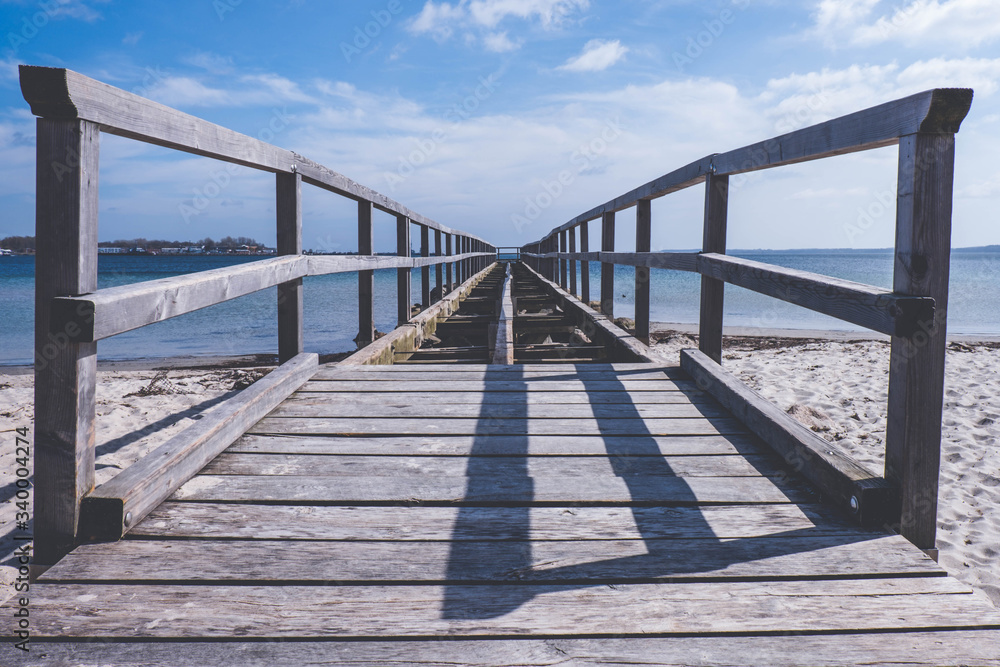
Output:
[19, 66, 487, 242]
[522, 250, 932, 336]
[53, 252, 493, 342]
[528, 88, 972, 241]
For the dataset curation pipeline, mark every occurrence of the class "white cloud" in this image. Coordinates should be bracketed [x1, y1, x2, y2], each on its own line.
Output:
[408, 0, 589, 50]
[484, 31, 521, 52]
[812, 0, 1000, 49]
[144, 73, 317, 108]
[122, 31, 143, 45]
[558, 39, 628, 72]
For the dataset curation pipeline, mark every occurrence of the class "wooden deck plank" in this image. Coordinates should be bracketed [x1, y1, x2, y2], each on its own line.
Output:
[131, 503, 861, 541]
[299, 380, 697, 393]
[200, 453, 786, 478]
[269, 400, 728, 419]
[170, 473, 808, 504]
[229, 434, 766, 456]
[249, 416, 748, 436]
[17, 633, 1000, 667]
[41, 534, 942, 583]
[20, 579, 1000, 638]
[313, 367, 688, 380]
[291, 389, 706, 404]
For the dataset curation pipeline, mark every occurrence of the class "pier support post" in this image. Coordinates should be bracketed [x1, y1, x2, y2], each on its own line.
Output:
[580, 222, 590, 305]
[34, 118, 100, 565]
[357, 200, 375, 346]
[601, 212, 615, 318]
[635, 199, 652, 343]
[396, 216, 411, 325]
[699, 173, 729, 363]
[560, 230, 568, 290]
[435, 230, 443, 303]
[886, 133, 956, 553]
[276, 172, 303, 363]
[445, 234, 454, 293]
[569, 226, 578, 297]
[421, 226, 430, 308]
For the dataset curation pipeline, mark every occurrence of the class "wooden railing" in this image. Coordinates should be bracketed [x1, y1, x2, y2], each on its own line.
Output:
[21, 66, 495, 564]
[522, 88, 974, 553]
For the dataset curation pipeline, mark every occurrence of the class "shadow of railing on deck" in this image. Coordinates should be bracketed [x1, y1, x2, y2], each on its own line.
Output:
[441, 364, 882, 620]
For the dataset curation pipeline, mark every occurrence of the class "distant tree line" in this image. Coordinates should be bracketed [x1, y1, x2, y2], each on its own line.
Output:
[99, 236, 265, 250]
[0, 235, 35, 252]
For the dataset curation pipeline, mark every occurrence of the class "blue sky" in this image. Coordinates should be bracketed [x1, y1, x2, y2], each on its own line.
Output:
[1, 0, 999, 252]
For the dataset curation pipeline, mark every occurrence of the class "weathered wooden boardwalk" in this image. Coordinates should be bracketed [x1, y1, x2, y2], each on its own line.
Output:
[19, 352, 1000, 664]
[11, 67, 1000, 664]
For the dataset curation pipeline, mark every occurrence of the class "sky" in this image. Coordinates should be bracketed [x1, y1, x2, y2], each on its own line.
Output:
[1, 0, 999, 253]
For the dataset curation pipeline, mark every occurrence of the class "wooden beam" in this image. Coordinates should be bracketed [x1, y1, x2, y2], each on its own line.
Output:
[885, 133, 957, 552]
[568, 226, 577, 297]
[420, 225, 430, 308]
[699, 173, 728, 363]
[78, 354, 318, 541]
[492, 264, 515, 365]
[445, 233, 454, 292]
[33, 118, 99, 565]
[697, 253, 934, 337]
[600, 212, 615, 318]
[580, 222, 590, 304]
[276, 172, 302, 364]
[396, 215, 411, 326]
[435, 229, 443, 301]
[357, 200, 375, 347]
[635, 199, 652, 343]
[680, 349, 898, 527]
[559, 230, 568, 290]
[18, 66, 490, 243]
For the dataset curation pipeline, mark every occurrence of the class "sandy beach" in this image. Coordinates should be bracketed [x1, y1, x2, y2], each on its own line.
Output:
[649, 325, 1000, 608]
[2, 336, 998, 610]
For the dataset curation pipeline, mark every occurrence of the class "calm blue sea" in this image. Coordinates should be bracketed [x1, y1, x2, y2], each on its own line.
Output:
[2, 251, 999, 365]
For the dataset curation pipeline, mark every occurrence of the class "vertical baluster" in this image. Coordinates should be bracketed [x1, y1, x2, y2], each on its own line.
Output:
[601, 212, 615, 318]
[885, 133, 956, 554]
[569, 226, 577, 297]
[580, 222, 590, 305]
[34, 118, 99, 564]
[357, 200, 374, 346]
[420, 226, 430, 308]
[396, 215, 411, 325]
[635, 199, 652, 344]
[276, 172, 303, 363]
[698, 173, 729, 363]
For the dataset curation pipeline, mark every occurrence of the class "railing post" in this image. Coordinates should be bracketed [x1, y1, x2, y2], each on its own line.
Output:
[34, 118, 100, 565]
[580, 222, 590, 305]
[569, 226, 578, 297]
[699, 173, 729, 363]
[559, 230, 568, 290]
[396, 215, 411, 325]
[420, 225, 430, 308]
[635, 199, 652, 343]
[600, 212, 615, 318]
[435, 230, 443, 302]
[885, 133, 956, 553]
[276, 172, 303, 363]
[357, 200, 375, 346]
[445, 233, 454, 293]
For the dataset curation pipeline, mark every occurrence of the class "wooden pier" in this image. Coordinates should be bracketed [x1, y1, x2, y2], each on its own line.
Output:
[8, 68, 1000, 665]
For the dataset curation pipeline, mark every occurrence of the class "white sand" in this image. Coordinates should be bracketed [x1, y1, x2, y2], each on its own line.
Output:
[650, 330, 1000, 608]
[0, 364, 272, 605]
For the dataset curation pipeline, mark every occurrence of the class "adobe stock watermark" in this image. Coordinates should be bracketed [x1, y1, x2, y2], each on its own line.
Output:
[341, 0, 405, 63]
[214, 0, 243, 21]
[383, 70, 502, 192]
[842, 188, 894, 245]
[179, 107, 291, 223]
[511, 118, 623, 234]
[673, 0, 750, 72]
[4, 0, 67, 56]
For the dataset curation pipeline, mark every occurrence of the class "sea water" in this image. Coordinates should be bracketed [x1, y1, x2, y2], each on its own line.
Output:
[2, 250, 999, 365]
